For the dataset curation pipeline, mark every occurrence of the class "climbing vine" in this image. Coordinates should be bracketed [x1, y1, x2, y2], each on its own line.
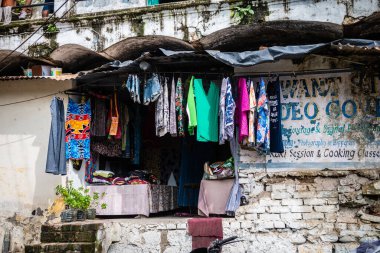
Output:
[232, 2, 255, 25]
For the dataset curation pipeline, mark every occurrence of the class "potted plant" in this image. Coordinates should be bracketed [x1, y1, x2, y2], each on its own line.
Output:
[86, 191, 107, 220]
[56, 181, 91, 222]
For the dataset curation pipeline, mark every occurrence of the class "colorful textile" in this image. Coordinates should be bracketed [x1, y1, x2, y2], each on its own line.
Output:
[219, 78, 228, 144]
[256, 78, 270, 151]
[224, 77, 235, 141]
[91, 138, 122, 157]
[186, 76, 197, 135]
[248, 80, 257, 145]
[155, 77, 170, 137]
[237, 78, 250, 143]
[169, 77, 177, 136]
[46, 97, 66, 175]
[175, 77, 185, 137]
[65, 98, 91, 159]
[85, 151, 98, 183]
[194, 79, 220, 142]
[268, 77, 284, 153]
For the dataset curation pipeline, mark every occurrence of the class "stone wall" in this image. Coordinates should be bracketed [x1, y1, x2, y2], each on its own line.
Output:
[96, 170, 380, 253]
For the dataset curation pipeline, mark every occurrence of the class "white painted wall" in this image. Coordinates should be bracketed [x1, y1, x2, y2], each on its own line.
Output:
[1, 0, 379, 53]
[0, 79, 73, 217]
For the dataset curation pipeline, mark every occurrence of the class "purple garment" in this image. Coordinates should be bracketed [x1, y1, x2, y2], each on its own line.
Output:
[237, 78, 250, 143]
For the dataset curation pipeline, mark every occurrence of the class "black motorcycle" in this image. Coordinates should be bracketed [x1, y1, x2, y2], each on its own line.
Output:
[190, 236, 240, 253]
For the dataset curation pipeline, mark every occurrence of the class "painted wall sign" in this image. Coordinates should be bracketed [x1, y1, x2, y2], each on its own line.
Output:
[246, 72, 380, 169]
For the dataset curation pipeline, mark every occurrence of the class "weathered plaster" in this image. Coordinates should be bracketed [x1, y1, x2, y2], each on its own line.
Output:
[0, 0, 379, 55]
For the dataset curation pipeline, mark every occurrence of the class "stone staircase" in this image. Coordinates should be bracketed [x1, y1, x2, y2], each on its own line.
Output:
[25, 223, 103, 253]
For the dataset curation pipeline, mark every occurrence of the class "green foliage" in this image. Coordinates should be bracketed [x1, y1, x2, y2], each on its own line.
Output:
[45, 24, 59, 33]
[232, 3, 255, 25]
[56, 181, 106, 211]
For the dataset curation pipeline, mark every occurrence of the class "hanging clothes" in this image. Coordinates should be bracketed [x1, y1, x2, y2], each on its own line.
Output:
[91, 98, 106, 137]
[237, 78, 250, 144]
[155, 77, 170, 137]
[219, 78, 228, 145]
[194, 79, 220, 142]
[224, 77, 235, 142]
[186, 76, 197, 136]
[248, 80, 257, 145]
[121, 104, 130, 153]
[46, 97, 66, 175]
[169, 77, 177, 136]
[65, 98, 91, 160]
[85, 151, 99, 183]
[107, 93, 122, 139]
[268, 77, 284, 153]
[256, 78, 270, 151]
[131, 105, 142, 165]
[126, 75, 141, 104]
[175, 77, 185, 137]
[143, 73, 161, 105]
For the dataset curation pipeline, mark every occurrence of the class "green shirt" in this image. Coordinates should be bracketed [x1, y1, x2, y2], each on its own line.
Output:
[186, 76, 197, 135]
[194, 78, 220, 142]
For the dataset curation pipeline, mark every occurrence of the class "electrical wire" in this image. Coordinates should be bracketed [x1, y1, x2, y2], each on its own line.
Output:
[0, 0, 80, 74]
[0, 91, 65, 106]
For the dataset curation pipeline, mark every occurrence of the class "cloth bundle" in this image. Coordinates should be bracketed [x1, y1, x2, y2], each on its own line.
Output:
[203, 157, 234, 180]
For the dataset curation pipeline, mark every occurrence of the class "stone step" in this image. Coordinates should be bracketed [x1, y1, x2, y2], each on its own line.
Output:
[41, 223, 103, 233]
[41, 231, 97, 243]
[25, 242, 98, 253]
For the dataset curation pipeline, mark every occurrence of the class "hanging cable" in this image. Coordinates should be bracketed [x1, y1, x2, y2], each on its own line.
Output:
[0, 0, 80, 74]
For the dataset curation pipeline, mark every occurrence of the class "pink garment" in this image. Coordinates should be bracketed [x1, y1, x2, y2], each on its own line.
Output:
[237, 78, 250, 143]
[188, 218, 223, 250]
[197, 179, 234, 217]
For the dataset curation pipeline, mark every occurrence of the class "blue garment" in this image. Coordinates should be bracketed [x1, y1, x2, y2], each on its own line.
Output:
[42, 0, 54, 13]
[268, 77, 284, 153]
[126, 75, 141, 103]
[131, 105, 141, 165]
[46, 97, 66, 175]
[224, 77, 235, 142]
[65, 98, 91, 160]
[256, 78, 270, 152]
[143, 73, 161, 105]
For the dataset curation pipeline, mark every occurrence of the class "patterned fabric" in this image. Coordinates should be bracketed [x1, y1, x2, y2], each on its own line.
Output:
[169, 77, 177, 136]
[91, 139, 122, 157]
[175, 77, 185, 137]
[256, 78, 270, 151]
[237, 78, 250, 143]
[268, 77, 284, 153]
[155, 77, 170, 137]
[219, 78, 228, 144]
[248, 80, 257, 145]
[65, 98, 91, 159]
[85, 151, 99, 183]
[224, 77, 235, 141]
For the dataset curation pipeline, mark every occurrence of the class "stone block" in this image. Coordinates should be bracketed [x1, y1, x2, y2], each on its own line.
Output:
[293, 191, 316, 199]
[259, 199, 281, 206]
[298, 244, 333, 253]
[271, 191, 292, 200]
[245, 214, 258, 220]
[290, 234, 306, 245]
[246, 205, 266, 214]
[326, 198, 339, 205]
[304, 198, 326, 206]
[271, 184, 286, 191]
[176, 223, 187, 230]
[282, 199, 303, 206]
[314, 177, 339, 191]
[314, 205, 339, 213]
[320, 234, 338, 242]
[166, 224, 176, 230]
[317, 191, 339, 198]
[339, 236, 356, 243]
[340, 230, 366, 238]
[338, 186, 355, 193]
[280, 213, 302, 220]
[334, 243, 360, 253]
[335, 223, 347, 231]
[359, 224, 375, 231]
[290, 206, 313, 213]
[302, 212, 324, 220]
[259, 213, 280, 221]
[267, 206, 290, 213]
[241, 221, 253, 229]
[360, 237, 379, 243]
[325, 213, 337, 222]
[296, 185, 308, 191]
[230, 221, 241, 230]
[142, 231, 161, 246]
[256, 221, 274, 230]
[273, 221, 286, 228]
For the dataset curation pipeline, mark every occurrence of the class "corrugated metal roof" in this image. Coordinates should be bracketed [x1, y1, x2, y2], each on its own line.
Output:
[0, 74, 78, 81]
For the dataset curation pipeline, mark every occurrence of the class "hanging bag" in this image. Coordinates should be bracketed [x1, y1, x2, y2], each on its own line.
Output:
[109, 92, 119, 136]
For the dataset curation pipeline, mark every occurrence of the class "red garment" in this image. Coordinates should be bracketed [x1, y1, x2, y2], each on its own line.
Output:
[188, 218, 223, 250]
